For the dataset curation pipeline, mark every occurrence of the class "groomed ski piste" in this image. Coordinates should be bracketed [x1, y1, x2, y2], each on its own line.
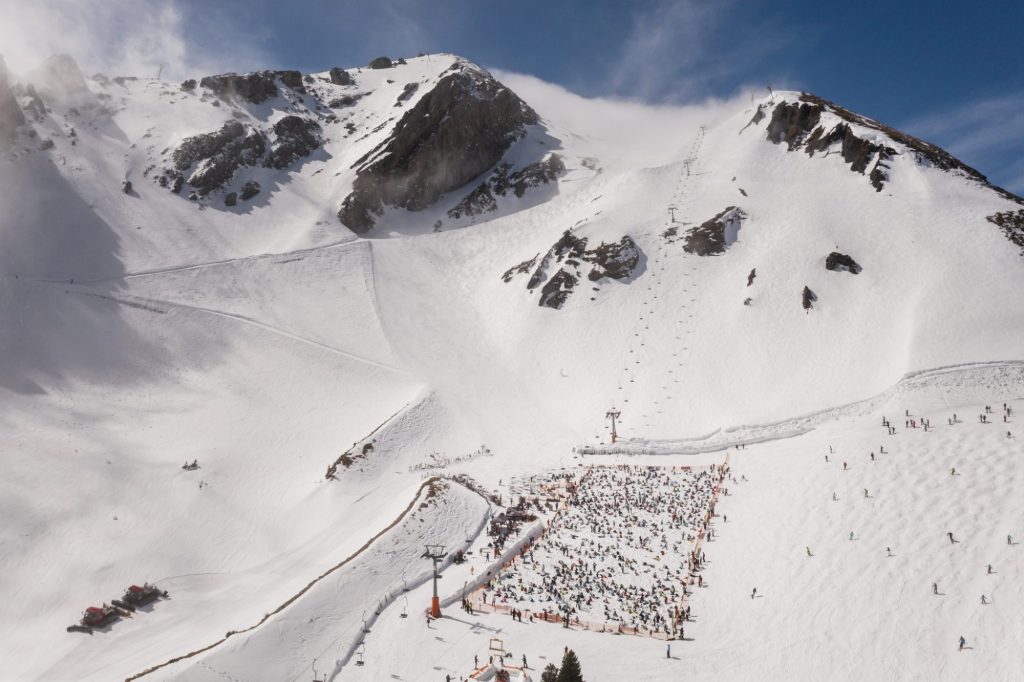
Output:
[2, 53, 1024, 681]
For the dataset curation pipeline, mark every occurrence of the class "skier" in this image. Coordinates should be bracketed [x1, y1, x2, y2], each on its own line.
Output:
[959, 636, 966, 651]
[948, 531, 955, 544]
[843, 462, 848, 471]
[981, 594, 988, 605]
[849, 531, 855, 541]
[666, 643, 671, 658]
[864, 489, 869, 498]
[932, 582, 938, 595]
[1009, 534, 1014, 546]
[951, 467, 956, 476]
[806, 546, 812, 557]
[751, 587, 757, 599]
[987, 564, 993, 574]
[870, 452, 875, 461]
[886, 547, 892, 557]
[832, 492, 838, 501]
[522, 654, 528, 668]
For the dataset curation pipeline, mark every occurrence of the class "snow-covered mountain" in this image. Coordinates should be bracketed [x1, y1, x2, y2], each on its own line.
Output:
[1, 52, 1023, 681]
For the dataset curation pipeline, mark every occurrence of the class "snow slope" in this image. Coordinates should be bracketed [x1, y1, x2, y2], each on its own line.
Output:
[0, 52, 1022, 681]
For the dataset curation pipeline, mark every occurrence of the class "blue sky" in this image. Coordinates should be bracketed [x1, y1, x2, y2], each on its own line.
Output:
[3, 0, 1022, 192]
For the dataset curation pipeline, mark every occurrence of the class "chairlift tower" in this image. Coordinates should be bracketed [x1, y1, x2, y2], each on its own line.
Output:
[606, 407, 621, 444]
[422, 544, 447, 618]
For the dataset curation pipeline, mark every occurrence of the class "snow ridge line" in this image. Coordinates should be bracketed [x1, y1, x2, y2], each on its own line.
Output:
[584, 359, 1024, 455]
[124, 477, 442, 682]
[63, 287, 409, 374]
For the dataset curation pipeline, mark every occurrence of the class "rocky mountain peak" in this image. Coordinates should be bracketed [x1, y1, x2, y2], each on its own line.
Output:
[337, 60, 540, 233]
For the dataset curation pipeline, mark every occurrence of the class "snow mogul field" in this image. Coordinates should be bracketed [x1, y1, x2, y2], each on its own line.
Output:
[477, 464, 726, 638]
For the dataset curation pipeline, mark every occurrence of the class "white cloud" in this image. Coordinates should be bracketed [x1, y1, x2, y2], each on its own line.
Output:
[0, 0, 267, 81]
[607, 0, 792, 103]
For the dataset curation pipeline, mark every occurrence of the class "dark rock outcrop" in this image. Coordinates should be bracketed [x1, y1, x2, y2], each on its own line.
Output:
[764, 93, 1024, 201]
[680, 207, 746, 256]
[180, 79, 197, 91]
[448, 155, 566, 220]
[264, 115, 321, 169]
[825, 251, 862, 274]
[505, 231, 643, 309]
[170, 121, 267, 195]
[328, 93, 366, 108]
[747, 268, 756, 286]
[240, 181, 261, 200]
[0, 56, 25, 150]
[224, 192, 237, 207]
[368, 57, 394, 69]
[802, 286, 817, 310]
[987, 209, 1024, 253]
[395, 82, 418, 105]
[338, 62, 539, 233]
[199, 70, 305, 104]
[329, 67, 354, 85]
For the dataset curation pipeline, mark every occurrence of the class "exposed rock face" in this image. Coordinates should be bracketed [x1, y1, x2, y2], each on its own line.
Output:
[395, 82, 418, 105]
[199, 70, 305, 104]
[224, 192, 237, 207]
[674, 207, 746, 256]
[240, 181, 261, 200]
[825, 251, 862, 274]
[180, 79, 197, 91]
[368, 57, 394, 69]
[338, 62, 539, 233]
[265, 115, 321, 169]
[329, 67, 354, 85]
[763, 93, 1024, 200]
[987, 209, 1024, 253]
[328, 93, 365, 108]
[0, 56, 25, 150]
[448, 155, 566, 220]
[802, 286, 817, 310]
[504, 231, 642, 309]
[168, 121, 267, 195]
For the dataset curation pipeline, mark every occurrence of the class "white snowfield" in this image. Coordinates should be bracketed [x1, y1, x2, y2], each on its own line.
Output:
[0, 52, 1022, 681]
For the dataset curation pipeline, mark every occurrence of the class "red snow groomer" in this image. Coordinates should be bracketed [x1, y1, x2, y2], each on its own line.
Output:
[113, 583, 168, 611]
[66, 604, 123, 633]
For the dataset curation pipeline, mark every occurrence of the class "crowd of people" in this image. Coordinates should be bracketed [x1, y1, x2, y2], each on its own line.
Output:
[476, 464, 725, 637]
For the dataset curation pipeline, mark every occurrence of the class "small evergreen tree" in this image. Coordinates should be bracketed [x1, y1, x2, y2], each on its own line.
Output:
[540, 663, 559, 682]
[556, 649, 583, 682]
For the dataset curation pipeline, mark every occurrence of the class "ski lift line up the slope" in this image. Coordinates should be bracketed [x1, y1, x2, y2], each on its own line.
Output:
[607, 126, 706, 441]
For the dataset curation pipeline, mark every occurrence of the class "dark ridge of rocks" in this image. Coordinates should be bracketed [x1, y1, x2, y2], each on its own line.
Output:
[224, 192, 237, 207]
[661, 225, 678, 241]
[264, 115, 322, 169]
[170, 121, 267, 195]
[369, 57, 394, 69]
[328, 93, 366, 108]
[199, 70, 305, 104]
[157, 170, 184, 194]
[767, 93, 1024, 203]
[987, 209, 1024, 253]
[505, 230, 643, 309]
[200, 72, 278, 103]
[338, 62, 539, 233]
[502, 255, 539, 283]
[240, 180, 261, 200]
[448, 155, 567, 221]
[395, 82, 418, 105]
[825, 251, 862, 274]
[0, 56, 26, 150]
[768, 100, 896, 193]
[180, 79, 197, 91]
[747, 268, 756, 286]
[586, 236, 640, 281]
[802, 286, 817, 310]
[538, 269, 578, 309]
[329, 68, 354, 86]
[682, 207, 746, 256]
